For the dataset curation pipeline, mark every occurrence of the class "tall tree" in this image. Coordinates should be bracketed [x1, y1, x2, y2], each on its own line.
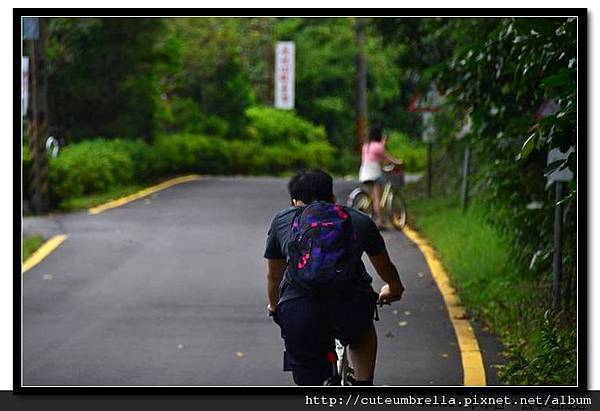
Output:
[47, 18, 168, 141]
[159, 17, 255, 137]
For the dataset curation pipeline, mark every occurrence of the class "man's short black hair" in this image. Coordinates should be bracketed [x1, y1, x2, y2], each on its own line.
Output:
[288, 169, 334, 204]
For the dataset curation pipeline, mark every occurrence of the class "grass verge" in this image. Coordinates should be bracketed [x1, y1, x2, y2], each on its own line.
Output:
[406, 195, 576, 385]
[56, 184, 147, 212]
[23, 235, 45, 263]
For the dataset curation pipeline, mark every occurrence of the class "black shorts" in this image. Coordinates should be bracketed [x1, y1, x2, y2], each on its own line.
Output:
[272, 291, 378, 385]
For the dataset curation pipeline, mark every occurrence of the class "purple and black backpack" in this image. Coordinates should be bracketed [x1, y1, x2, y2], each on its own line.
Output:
[287, 201, 360, 292]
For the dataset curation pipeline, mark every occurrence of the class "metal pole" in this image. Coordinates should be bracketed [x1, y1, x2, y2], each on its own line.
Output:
[427, 142, 433, 197]
[461, 145, 471, 210]
[356, 18, 367, 151]
[27, 18, 49, 214]
[552, 181, 564, 311]
[267, 41, 274, 105]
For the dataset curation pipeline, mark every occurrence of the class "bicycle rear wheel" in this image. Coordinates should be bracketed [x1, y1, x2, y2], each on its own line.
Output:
[340, 353, 354, 385]
[387, 190, 407, 230]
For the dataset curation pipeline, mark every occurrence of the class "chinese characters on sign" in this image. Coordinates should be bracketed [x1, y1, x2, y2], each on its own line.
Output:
[274, 42, 295, 110]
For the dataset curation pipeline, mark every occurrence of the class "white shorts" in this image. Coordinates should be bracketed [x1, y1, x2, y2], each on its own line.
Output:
[359, 161, 383, 183]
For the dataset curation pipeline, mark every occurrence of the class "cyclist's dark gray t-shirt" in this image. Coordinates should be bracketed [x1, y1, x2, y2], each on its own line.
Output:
[264, 205, 386, 304]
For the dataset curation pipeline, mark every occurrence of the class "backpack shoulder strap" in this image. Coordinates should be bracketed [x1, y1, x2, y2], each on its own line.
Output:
[290, 205, 307, 233]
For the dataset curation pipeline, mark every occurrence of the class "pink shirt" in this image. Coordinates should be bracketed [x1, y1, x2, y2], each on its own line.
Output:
[361, 141, 386, 163]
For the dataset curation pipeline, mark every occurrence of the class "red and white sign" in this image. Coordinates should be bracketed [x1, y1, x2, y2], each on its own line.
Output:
[275, 42, 295, 110]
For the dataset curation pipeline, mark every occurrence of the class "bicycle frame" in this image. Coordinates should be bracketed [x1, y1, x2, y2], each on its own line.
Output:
[329, 340, 352, 386]
[379, 181, 393, 209]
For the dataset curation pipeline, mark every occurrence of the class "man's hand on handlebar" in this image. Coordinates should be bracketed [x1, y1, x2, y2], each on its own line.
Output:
[378, 283, 405, 305]
[267, 303, 276, 317]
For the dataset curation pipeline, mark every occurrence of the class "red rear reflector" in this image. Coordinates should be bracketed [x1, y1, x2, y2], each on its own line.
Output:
[326, 352, 337, 363]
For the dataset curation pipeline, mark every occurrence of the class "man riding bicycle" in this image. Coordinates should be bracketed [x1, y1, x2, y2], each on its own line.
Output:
[265, 169, 405, 386]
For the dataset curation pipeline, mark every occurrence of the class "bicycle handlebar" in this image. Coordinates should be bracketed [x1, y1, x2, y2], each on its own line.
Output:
[382, 163, 404, 174]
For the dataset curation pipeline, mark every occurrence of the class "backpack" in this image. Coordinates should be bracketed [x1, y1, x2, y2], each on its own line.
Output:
[286, 201, 360, 293]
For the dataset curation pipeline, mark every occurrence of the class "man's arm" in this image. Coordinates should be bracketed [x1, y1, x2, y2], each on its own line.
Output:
[368, 251, 405, 304]
[266, 258, 287, 312]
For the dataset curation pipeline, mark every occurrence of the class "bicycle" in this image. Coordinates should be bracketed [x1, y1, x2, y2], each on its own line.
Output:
[324, 302, 389, 386]
[325, 339, 354, 386]
[346, 164, 407, 230]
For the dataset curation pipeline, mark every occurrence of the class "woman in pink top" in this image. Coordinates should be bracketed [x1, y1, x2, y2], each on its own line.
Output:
[359, 125, 403, 229]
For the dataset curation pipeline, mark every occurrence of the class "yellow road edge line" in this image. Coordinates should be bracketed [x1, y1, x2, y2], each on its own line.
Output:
[22, 234, 68, 274]
[402, 225, 487, 386]
[88, 175, 202, 215]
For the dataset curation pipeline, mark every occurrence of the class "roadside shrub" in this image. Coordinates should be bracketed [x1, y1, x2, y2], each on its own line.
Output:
[330, 149, 360, 176]
[164, 97, 230, 137]
[227, 140, 261, 174]
[47, 130, 338, 205]
[111, 139, 168, 180]
[245, 106, 328, 145]
[49, 139, 135, 203]
[289, 140, 335, 170]
[156, 134, 335, 175]
[154, 134, 230, 174]
[499, 311, 577, 385]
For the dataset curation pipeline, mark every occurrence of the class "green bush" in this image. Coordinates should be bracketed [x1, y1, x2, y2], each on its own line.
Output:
[154, 134, 230, 174]
[500, 311, 577, 385]
[155, 134, 335, 175]
[47, 112, 337, 205]
[49, 139, 136, 203]
[330, 149, 360, 176]
[164, 97, 230, 137]
[111, 139, 168, 180]
[245, 106, 328, 145]
[289, 140, 335, 170]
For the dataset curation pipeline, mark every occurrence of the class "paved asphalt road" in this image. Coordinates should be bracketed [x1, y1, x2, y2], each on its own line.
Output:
[22, 177, 503, 386]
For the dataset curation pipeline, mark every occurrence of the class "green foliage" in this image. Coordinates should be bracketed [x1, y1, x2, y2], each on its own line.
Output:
[42, 17, 432, 155]
[159, 18, 255, 137]
[435, 17, 577, 312]
[330, 150, 360, 176]
[48, 131, 335, 205]
[155, 133, 334, 175]
[154, 134, 231, 174]
[163, 97, 231, 136]
[48, 139, 136, 202]
[23, 235, 46, 262]
[245, 106, 327, 145]
[402, 18, 579, 385]
[46, 18, 168, 140]
[274, 18, 412, 149]
[109, 139, 168, 180]
[273, 18, 357, 147]
[408, 196, 576, 385]
[500, 311, 577, 385]
[385, 131, 427, 172]
[58, 184, 146, 211]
